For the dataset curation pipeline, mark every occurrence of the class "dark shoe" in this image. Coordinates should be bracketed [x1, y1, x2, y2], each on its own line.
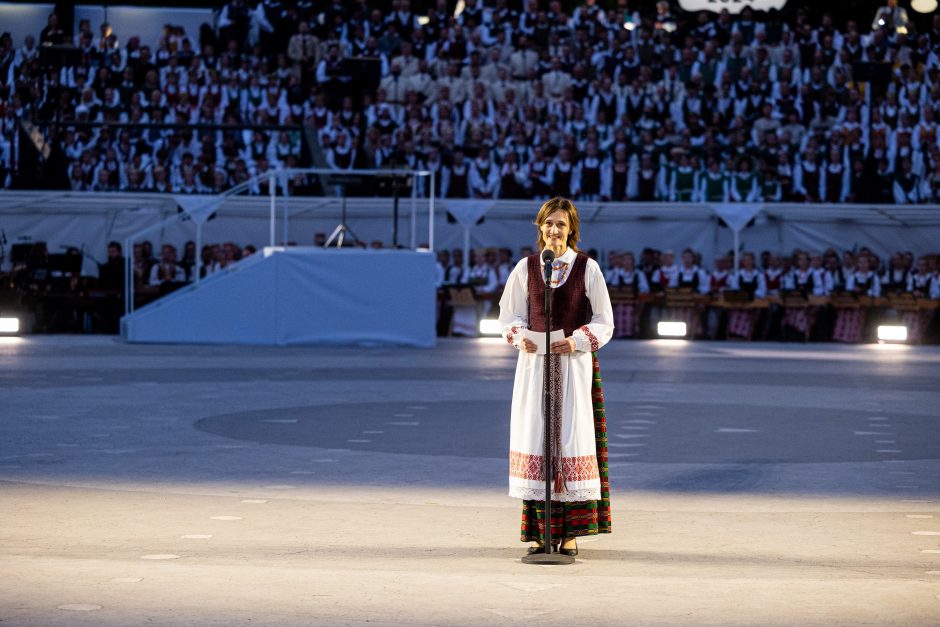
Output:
[558, 540, 578, 556]
[527, 544, 546, 555]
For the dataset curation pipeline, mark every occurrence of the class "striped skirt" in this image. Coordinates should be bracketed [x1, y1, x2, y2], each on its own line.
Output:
[613, 303, 640, 337]
[782, 306, 817, 338]
[727, 309, 758, 339]
[521, 352, 611, 542]
[901, 310, 933, 344]
[833, 308, 865, 343]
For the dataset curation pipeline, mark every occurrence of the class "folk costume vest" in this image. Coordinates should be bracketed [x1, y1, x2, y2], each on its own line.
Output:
[552, 163, 574, 198]
[526, 252, 592, 338]
[738, 271, 760, 296]
[580, 158, 602, 196]
[447, 165, 469, 198]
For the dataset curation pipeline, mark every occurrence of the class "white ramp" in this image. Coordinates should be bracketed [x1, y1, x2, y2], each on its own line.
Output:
[122, 248, 436, 347]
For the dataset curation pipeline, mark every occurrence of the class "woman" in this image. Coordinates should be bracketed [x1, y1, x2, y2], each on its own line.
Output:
[607, 251, 649, 338]
[833, 254, 880, 343]
[498, 197, 615, 557]
[780, 251, 826, 341]
[726, 252, 767, 340]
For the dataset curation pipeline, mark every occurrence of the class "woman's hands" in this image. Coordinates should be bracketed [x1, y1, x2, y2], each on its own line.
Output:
[521, 337, 576, 354]
[551, 337, 577, 354]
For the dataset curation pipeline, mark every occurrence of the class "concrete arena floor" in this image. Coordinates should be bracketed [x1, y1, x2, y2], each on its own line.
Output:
[1, 336, 939, 626]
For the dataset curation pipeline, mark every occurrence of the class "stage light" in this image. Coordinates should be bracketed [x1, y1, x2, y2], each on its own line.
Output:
[623, 20, 636, 31]
[0, 317, 20, 334]
[877, 325, 908, 343]
[479, 319, 501, 335]
[417, 15, 430, 25]
[657, 321, 687, 338]
[911, 0, 938, 13]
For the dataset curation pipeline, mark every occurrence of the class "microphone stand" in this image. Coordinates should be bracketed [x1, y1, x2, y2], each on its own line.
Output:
[522, 253, 575, 565]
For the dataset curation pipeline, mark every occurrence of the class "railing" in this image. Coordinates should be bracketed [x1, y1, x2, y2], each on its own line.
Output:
[121, 167, 435, 317]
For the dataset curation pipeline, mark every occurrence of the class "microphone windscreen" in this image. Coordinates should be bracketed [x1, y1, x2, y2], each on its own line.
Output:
[541, 249, 555, 264]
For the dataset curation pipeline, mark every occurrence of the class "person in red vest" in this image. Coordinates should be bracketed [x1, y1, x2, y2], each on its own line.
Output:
[498, 197, 614, 558]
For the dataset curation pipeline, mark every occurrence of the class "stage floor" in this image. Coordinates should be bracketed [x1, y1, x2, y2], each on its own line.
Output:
[1, 336, 939, 625]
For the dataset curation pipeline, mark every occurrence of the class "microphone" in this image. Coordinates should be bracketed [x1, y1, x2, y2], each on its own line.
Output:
[541, 248, 555, 285]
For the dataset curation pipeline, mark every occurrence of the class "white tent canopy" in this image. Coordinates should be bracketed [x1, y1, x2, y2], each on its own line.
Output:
[2, 190, 939, 277]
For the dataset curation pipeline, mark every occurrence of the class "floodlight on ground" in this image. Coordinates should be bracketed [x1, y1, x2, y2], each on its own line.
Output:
[479, 319, 501, 335]
[877, 325, 908, 343]
[657, 321, 687, 338]
[0, 317, 19, 334]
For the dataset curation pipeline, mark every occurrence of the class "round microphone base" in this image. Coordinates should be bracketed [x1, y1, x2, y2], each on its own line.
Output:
[521, 551, 576, 565]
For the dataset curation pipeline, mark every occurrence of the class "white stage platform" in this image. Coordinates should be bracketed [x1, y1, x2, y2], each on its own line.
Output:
[121, 247, 437, 347]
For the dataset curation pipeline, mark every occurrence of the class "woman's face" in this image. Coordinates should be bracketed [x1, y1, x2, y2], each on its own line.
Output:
[540, 209, 570, 251]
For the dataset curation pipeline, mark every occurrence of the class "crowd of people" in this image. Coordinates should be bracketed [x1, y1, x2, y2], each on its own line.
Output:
[435, 243, 940, 342]
[4, 231, 939, 341]
[1, 1, 939, 202]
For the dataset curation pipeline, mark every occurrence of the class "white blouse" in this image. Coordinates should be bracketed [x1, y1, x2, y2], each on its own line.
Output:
[498, 248, 615, 352]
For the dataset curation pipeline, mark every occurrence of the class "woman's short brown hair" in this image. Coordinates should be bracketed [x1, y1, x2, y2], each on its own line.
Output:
[534, 197, 581, 253]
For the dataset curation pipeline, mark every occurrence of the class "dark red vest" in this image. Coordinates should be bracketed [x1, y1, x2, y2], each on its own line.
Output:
[527, 252, 592, 337]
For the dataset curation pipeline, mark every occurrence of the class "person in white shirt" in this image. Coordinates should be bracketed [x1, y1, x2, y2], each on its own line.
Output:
[655, 248, 708, 338]
[781, 252, 826, 341]
[783, 252, 828, 296]
[726, 253, 768, 340]
[907, 258, 934, 297]
[730, 253, 768, 298]
[380, 61, 410, 104]
[148, 244, 187, 287]
[468, 250, 499, 293]
[899, 257, 938, 342]
[541, 57, 572, 101]
[509, 36, 539, 80]
[705, 254, 734, 339]
[845, 255, 881, 297]
[604, 251, 623, 286]
[607, 251, 649, 338]
[674, 249, 710, 295]
[469, 146, 500, 199]
[834, 254, 880, 343]
[444, 248, 467, 285]
[390, 41, 420, 78]
[14, 35, 39, 68]
[434, 250, 448, 288]
[650, 250, 679, 291]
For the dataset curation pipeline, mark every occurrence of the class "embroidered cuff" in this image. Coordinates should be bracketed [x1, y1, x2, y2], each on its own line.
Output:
[574, 325, 600, 352]
[505, 325, 523, 349]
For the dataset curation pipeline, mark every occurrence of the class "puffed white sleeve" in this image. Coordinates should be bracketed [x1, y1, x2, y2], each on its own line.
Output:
[498, 258, 530, 349]
[571, 258, 615, 353]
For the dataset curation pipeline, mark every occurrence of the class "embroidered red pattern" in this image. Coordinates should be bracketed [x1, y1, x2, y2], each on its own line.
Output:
[548, 261, 570, 287]
[506, 326, 520, 345]
[579, 325, 599, 351]
[509, 450, 599, 482]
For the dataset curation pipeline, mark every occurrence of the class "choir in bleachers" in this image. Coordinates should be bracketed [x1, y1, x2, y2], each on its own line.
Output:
[1, 2, 939, 200]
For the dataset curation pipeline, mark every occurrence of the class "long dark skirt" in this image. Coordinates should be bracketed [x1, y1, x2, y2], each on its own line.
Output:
[521, 352, 612, 542]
